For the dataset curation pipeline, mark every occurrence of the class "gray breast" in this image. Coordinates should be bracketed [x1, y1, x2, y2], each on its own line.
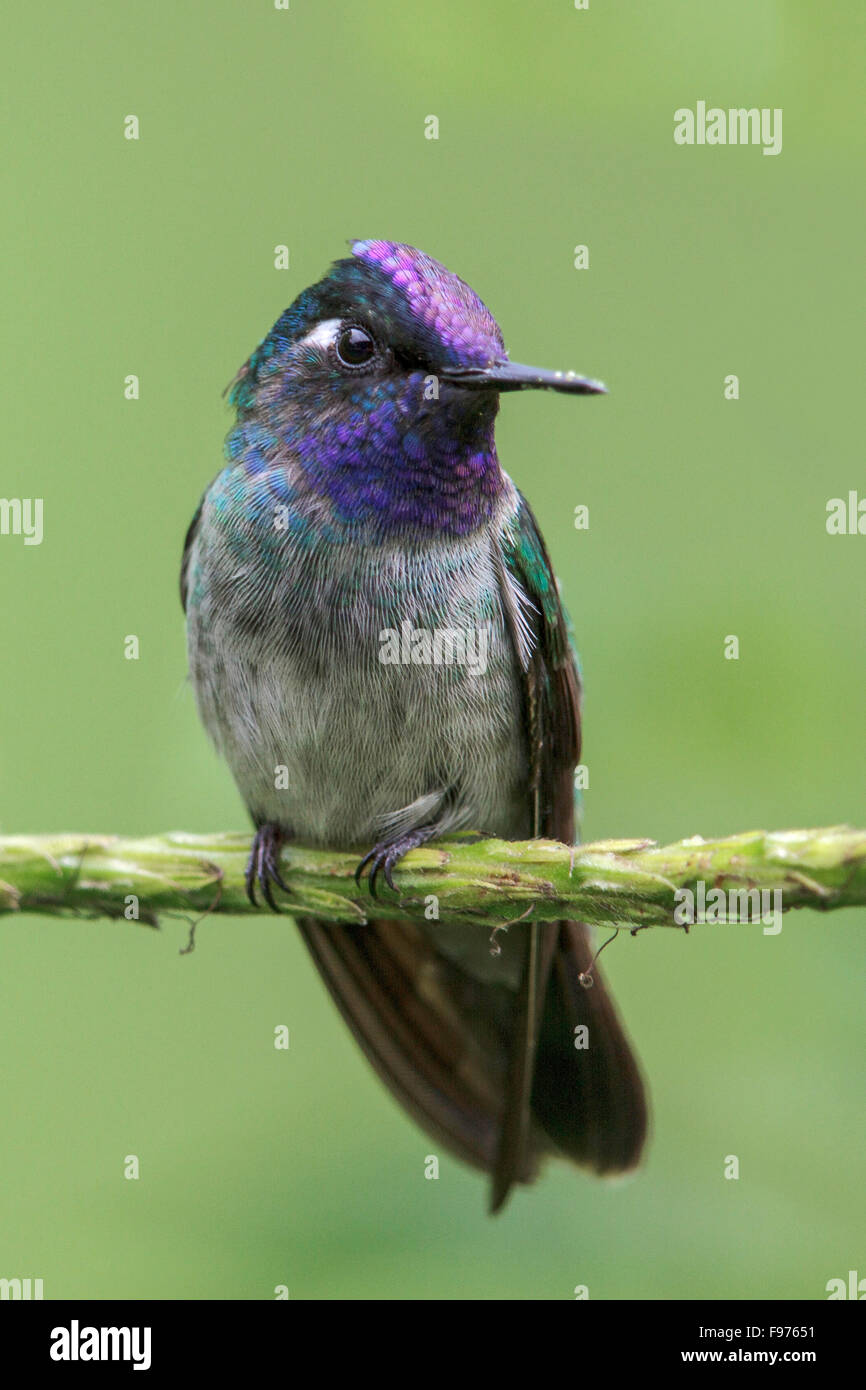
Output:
[186, 505, 531, 850]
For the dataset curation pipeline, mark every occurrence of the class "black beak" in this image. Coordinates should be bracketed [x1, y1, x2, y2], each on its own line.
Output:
[440, 360, 607, 395]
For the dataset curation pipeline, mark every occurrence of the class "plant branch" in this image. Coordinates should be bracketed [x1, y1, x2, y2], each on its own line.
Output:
[0, 826, 863, 932]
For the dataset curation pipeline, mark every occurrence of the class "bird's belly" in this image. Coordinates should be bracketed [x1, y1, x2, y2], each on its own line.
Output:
[186, 539, 530, 849]
[215, 654, 526, 846]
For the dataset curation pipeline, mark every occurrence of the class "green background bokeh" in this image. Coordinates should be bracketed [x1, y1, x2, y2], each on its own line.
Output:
[1, 1, 863, 1299]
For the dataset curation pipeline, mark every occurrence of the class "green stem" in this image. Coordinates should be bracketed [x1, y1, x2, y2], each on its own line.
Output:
[0, 826, 863, 931]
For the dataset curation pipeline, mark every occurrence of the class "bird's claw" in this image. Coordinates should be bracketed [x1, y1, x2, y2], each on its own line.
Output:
[355, 828, 437, 900]
[246, 824, 291, 910]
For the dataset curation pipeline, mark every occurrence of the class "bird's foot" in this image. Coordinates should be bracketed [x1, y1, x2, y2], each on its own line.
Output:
[246, 823, 292, 910]
[355, 826, 438, 900]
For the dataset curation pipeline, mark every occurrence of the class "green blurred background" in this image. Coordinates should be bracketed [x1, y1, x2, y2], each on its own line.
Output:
[2, 1, 864, 1300]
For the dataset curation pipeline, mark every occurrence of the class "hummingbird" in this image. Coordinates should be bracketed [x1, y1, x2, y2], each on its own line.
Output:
[181, 240, 647, 1211]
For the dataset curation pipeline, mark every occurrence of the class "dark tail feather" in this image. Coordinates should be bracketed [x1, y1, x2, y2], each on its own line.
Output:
[294, 915, 535, 1183]
[489, 923, 557, 1214]
[531, 921, 648, 1174]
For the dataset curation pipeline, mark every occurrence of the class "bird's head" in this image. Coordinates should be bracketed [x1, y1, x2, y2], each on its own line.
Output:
[226, 240, 604, 536]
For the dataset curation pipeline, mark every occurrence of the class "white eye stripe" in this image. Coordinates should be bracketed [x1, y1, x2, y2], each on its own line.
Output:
[297, 319, 342, 350]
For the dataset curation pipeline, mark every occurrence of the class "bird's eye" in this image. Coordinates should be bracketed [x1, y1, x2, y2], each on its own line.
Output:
[335, 324, 376, 368]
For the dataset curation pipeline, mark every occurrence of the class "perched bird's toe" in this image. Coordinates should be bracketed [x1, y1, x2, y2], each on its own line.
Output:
[355, 827, 438, 900]
[246, 824, 291, 911]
